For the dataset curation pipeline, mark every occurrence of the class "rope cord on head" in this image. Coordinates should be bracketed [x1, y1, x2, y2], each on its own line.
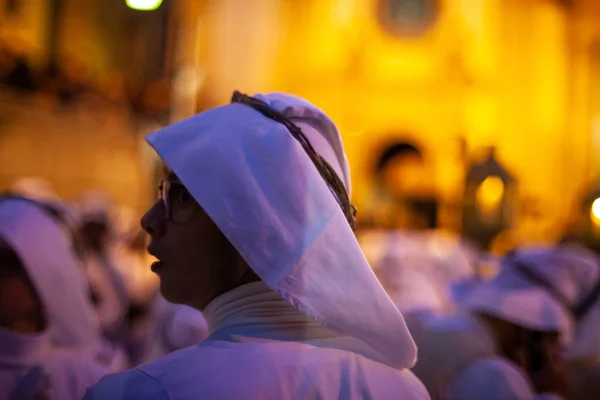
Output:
[231, 91, 357, 230]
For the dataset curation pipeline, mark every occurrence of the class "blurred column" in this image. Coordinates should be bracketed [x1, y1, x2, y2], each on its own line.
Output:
[167, 0, 203, 123]
[46, 0, 64, 73]
[199, 0, 284, 105]
[124, 0, 174, 209]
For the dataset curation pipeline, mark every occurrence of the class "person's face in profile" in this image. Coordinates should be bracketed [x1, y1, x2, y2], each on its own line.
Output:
[141, 173, 243, 310]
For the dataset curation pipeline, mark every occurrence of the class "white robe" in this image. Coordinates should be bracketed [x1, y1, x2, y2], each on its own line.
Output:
[84, 341, 426, 400]
[0, 197, 127, 372]
[85, 93, 428, 398]
[85, 282, 428, 399]
[0, 327, 107, 400]
[406, 311, 563, 400]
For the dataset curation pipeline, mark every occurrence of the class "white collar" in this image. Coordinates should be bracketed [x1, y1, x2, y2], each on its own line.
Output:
[204, 281, 340, 342]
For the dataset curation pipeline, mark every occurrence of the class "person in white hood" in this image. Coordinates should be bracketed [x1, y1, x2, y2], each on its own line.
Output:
[408, 246, 600, 400]
[553, 244, 600, 400]
[0, 195, 109, 399]
[78, 193, 130, 343]
[84, 91, 428, 399]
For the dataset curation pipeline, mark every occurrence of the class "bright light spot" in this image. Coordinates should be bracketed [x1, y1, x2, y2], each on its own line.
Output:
[591, 198, 600, 225]
[126, 0, 162, 11]
[476, 176, 505, 210]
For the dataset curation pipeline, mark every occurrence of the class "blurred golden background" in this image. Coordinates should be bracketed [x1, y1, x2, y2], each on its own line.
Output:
[2, 0, 600, 253]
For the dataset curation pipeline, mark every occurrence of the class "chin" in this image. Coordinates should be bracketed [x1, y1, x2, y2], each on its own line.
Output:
[159, 280, 188, 305]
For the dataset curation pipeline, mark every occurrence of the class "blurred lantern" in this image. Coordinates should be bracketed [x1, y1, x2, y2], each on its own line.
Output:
[462, 147, 517, 251]
[570, 183, 600, 254]
[126, 0, 162, 11]
[591, 198, 600, 226]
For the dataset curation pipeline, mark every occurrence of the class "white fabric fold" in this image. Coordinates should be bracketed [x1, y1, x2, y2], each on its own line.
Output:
[204, 281, 340, 341]
[0, 198, 101, 353]
[253, 93, 351, 194]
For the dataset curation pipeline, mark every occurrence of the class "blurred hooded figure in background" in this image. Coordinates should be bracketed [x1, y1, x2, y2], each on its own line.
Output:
[555, 244, 600, 400]
[9, 180, 128, 371]
[78, 192, 130, 345]
[84, 91, 429, 399]
[408, 246, 599, 400]
[0, 195, 108, 399]
[107, 208, 160, 366]
[110, 208, 158, 308]
[359, 229, 480, 314]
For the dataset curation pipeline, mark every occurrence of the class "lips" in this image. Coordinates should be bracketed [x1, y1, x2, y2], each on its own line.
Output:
[151, 261, 164, 273]
[147, 245, 164, 273]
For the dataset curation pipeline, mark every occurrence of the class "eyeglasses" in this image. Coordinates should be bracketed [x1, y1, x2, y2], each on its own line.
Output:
[158, 179, 195, 223]
[231, 91, 357, 230]
[158, 179, 172, 219]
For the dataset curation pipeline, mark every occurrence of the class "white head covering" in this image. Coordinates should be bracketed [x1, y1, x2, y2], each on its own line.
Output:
[252, 93, 352, 194]
[461, 245, 600, 342]
[146, 92, 417, 369]
[0, 197, 101, 352]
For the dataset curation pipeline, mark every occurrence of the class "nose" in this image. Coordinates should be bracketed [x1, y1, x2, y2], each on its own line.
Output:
[141, 201, 167, 237]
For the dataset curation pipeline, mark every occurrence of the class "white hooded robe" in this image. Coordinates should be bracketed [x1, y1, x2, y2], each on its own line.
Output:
[84, 92, 429, 399]
[0, 197, 109, 399]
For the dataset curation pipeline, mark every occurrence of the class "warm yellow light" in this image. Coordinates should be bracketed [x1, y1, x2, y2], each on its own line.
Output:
[590, 198, 600, 225]
[126, 0, 162, 11]
[476, 176, 505, 209]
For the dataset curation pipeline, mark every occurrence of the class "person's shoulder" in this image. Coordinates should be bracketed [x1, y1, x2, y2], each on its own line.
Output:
[90, 341, 429, 400]
[252, 341, 429, 399]
[139, 339, 226, 377]
[83, 368, 169, 400]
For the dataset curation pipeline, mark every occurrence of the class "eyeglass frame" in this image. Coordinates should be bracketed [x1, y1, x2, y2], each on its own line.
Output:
[158, 179, 191, 222]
